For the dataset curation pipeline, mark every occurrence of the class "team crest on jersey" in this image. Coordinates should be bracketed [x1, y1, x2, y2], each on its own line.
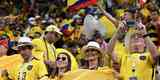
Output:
[139, 55, 146, 60]
[27, 65, 33, 71]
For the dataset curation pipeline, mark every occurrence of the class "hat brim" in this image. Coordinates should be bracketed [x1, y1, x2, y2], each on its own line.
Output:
[56, 31, 63, 35]
[81, 46, 103, 55]
[46, 30, 63, 35]
[14, 43, 33, 50]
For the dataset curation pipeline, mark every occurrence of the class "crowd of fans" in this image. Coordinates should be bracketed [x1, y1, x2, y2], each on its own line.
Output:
[0, 0, 160, 80]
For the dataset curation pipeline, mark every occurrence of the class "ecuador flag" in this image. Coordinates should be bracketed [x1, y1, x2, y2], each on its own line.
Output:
[68, 0, 97, 12]
[68, 0, 78, 6]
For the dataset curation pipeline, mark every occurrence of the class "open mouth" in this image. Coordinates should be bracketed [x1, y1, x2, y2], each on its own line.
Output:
[57, 61, 63, 65]
[88, 58, 96, 62]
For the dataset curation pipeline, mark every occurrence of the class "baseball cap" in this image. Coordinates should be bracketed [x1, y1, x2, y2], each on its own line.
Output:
[17, 37, 32, 48]
[45, 25, 63, 35]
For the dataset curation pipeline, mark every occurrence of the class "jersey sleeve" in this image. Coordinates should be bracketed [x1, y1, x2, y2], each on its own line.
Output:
[37, 61, 48, 79]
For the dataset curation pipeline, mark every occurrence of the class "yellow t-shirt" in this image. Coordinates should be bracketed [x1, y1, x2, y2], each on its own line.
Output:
[32, 38, 57, 62]
[118, 51, 154, 80]
[8, 59, 48, 80]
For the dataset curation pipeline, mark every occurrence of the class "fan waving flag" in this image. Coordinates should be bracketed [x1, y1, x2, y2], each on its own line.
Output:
[68, 0, 97, 12]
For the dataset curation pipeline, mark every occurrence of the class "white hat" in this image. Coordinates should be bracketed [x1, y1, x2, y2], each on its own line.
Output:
[86, 41, 100, 48]
[17, 37, 32, 48]
[81, 41, 102, 54]
[45, 25, 62, 35]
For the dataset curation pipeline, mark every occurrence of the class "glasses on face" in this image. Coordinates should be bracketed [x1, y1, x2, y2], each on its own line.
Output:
[18, 45, 33, 50]
[56, 57, 67, 61]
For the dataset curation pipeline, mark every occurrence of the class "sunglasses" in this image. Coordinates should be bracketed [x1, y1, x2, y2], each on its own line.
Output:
[56, 57, 67, 61]
[18, 45, 33, 50]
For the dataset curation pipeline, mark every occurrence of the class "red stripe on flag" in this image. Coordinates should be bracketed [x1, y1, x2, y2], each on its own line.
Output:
[68, 0, 97, 12]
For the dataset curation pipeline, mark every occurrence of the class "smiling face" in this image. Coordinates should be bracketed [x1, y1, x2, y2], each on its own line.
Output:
[85, 48, 99, 69]
[18, 45, 33, 60]
[56, 53, 69, 68]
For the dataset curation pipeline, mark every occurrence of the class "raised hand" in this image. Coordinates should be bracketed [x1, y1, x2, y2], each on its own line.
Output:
[116, 21, 128, 37]
[136, 22, 147, 36]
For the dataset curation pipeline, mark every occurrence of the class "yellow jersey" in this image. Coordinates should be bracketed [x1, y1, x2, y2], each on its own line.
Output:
[117, 50, 154, 80]
[32, 38, 57, 62]
[8, 59, 48, 80]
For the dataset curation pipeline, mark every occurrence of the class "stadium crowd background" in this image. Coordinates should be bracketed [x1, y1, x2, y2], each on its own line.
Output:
[0, 0, 160, 80]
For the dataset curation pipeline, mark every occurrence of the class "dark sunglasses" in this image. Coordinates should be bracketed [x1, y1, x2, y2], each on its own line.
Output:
[18, 45, 33, 50]
[56, 57, 67, 61]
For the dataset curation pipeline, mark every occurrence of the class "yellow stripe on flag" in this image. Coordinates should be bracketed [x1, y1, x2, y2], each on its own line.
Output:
[68, 0, 77, 6]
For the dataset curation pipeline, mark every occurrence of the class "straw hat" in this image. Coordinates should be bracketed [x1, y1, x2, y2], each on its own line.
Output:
[81, 41, 105, 67]
[81, 41, 103, 54]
